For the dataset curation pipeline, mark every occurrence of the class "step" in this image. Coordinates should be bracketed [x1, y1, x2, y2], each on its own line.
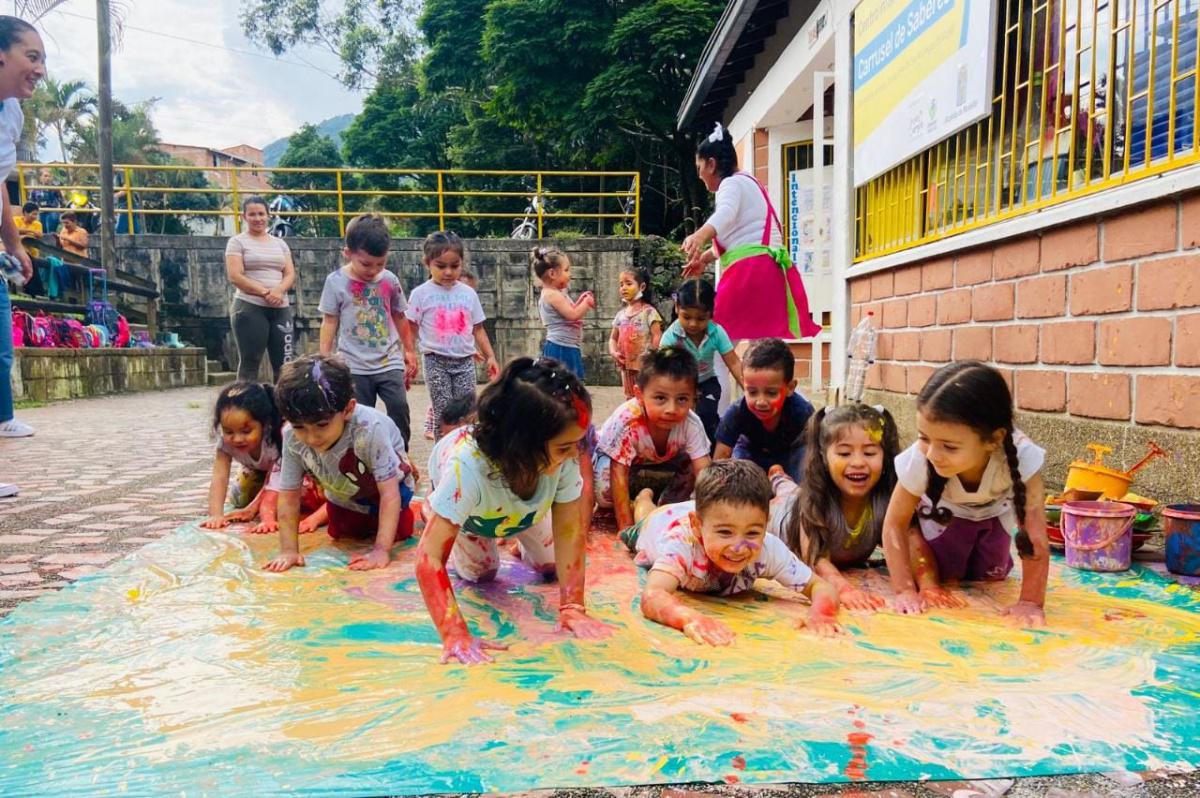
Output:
[207, 371, 237, 386]
[206, 359, 222, 372]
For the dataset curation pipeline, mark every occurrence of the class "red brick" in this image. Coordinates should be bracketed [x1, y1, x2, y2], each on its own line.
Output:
[893, 265, 922, 296]
[882, 298, 908, 328]
[1016, 274, 1067, 319]
[850, 305, 862, 326]
[1070, 264, 1133, 315]
[1041, 321, 1096, 364]
[907, 364, 935, 394]
[994, 324, 1039, 364]
[907, 294, 936, 327]
[1098, 317, 1172, 366]
[920, 328, 952, 362]
[1068, 373, 1131, 420]
[973, 283, 1015, 321]
[1104, 201, 1178, 261]
[881, 362, 907, 393]
[955, 250, 993, 286]
[1182, 193, 1200, 249]
[1016, 370, 1066, 412]
[850, 277, 872, 303]
[1177, 313, 1200, 366]
[1137, 254, 1200, 310]
[997, 367, 1014, 394]
[1041, 221, 1100, 271]
[865, 363, 883, 390]
[871, 270, 894, 300]
[953, 326, 993, 360]
[994, 237, 1040, 279]
[937, 289, 972, 324]
[892, 331, 921, 361]
[875, 332, 894, 360]
[1136, 375, 1200, 429]
[922, 258, 954, 291]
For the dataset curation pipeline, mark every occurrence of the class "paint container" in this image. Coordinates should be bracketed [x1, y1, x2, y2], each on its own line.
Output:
[1163, 504, 1200, 576]
[1061, 501, 1135, 572]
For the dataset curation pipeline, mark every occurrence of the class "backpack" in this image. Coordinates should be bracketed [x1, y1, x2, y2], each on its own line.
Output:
[113, 314, 130, 348]
[53, 318, 87, 349]
[11, 309, 31, 348]
[28, 312, 54, 347]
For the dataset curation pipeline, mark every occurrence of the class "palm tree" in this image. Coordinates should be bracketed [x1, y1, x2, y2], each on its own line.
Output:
[70, 99, 161, 164]
[35, 77, 96, 161]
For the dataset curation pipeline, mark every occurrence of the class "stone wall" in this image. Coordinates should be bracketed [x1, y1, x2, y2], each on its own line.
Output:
[110, 236, 642, 385]
[13, 348, 207, 402]
[848, 189, 1200, 503]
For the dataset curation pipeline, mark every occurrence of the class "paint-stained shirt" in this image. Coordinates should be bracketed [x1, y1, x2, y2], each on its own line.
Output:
[596, 398, 710, 467]
[634, 500, 814, 595]
[716, 393, 814, 457]
[217, 435, 280, 474]
[405, 280, 486, 358]
[428, 434, 582, 539]
[318, 266, 409, 375]
[427, 424, 473, 491]
[611, 303, 662, 370]
[279, 405, 413, 514]
[659, 319, 733, 382]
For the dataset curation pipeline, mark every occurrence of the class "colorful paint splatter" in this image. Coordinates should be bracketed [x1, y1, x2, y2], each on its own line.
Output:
[1, 523, 1199, 795]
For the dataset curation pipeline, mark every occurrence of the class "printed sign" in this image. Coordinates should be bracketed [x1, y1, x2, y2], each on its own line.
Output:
[788, 169, 832, 274]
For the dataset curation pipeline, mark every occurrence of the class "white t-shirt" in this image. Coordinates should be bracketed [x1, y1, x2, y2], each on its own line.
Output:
[0, 99, 22, 178]
[428, 434, 582, 539]
[405, 280, 486, 358]
[427, 424, 473, 491]
[596, 398, 710, 466]
[895, 431, 1045, 538]
[217, 436, 280, 473]
[225, 233, 293, 307]
[706, 172, 781, 249]
[634, 501, 814, 595]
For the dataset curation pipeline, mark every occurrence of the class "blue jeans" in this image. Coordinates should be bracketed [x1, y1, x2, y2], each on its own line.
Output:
[0, 278, 13, 422]
[731, 439, 806, 482]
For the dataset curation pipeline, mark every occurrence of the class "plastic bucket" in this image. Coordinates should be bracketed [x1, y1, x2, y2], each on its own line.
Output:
[1061, 501, 1135, 572]
[1163, 504, 1200, 576]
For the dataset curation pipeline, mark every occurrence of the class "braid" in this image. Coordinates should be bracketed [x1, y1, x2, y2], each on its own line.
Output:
[1002, 430, 1032, 558]
[917, 465, 953, 525]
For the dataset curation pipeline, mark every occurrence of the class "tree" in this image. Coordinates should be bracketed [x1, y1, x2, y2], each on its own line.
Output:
[271, 124, 344, 236]
[70, 99, 161, 164]
[32, 77, 96, 162]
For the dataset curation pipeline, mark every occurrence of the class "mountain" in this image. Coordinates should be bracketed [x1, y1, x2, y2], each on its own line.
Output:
[261, 113, 355, 166]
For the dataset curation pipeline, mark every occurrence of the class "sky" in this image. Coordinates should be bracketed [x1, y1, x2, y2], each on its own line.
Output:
[31, 0, 365, 158]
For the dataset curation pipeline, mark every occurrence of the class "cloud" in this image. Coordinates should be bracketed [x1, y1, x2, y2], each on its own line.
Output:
[36, 0, 361, 152]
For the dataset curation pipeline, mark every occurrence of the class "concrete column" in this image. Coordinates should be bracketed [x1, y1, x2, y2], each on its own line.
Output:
[829, 12, 855, 390]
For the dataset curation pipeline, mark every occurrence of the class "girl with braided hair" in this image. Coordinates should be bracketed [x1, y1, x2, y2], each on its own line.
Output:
[881, 361, 1050, 626]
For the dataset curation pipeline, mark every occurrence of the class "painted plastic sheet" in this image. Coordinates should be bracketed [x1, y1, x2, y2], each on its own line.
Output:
[2, 523, 1199, 796]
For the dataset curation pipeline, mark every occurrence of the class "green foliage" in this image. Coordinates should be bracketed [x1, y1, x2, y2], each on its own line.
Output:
[635, 234, 693, 308]
[136, 155, 222, 235]
[70, 99, 160, 165]
[272, 124, 344, 236]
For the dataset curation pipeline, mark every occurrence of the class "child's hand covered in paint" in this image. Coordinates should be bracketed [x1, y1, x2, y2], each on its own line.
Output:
[263, 551, 305, 572]
[440, 632, 509, 665]
[839, 586, 886, 612]
[920, 585, 967, 609]
[891, 589, 925, 615]
[799, 611, 845, 637]
[1001, 600, 1046, 628]
[200, 515, 229, 530]
[348, 548, 390, 571]
[250, 520, 278, 535]
[682, 616, 735, 646]
[557, 607, 613, 640]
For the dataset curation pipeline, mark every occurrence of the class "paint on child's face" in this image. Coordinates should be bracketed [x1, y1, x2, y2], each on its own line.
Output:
[696, 502, 769, 574]
[290, 405, 355, 453]
[916, 411, 1000, 485]
[545, 423, 587, 473]
[345, 249, 388, 282]
[427, 250, 464, 287]
[549, 260, 571, 289]
[618, 272, 644, 303]
[219, 408, 264, 456]
[638, 375, 695, 430]
[676, 306, 711, 341]
[742, 367, 793, 422]
[826, 423, 885, 500]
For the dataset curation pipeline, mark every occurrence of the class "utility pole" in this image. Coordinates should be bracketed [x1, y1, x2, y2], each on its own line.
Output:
[96, 0, 116, 275]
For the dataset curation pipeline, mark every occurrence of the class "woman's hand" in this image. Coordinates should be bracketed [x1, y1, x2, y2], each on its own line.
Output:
[682, 257, 705, 278]
[681, 232, 707, 262]
[12, 245, 31, 282]
[264, 287, 286, 307]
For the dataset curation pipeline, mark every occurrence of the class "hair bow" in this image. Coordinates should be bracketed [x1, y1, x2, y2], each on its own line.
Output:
[708, 122, 725, 142]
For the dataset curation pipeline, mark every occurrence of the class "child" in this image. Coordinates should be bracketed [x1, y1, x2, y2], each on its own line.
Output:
[881, 360, 1049, 626]
[426, 393, 478, 496]
[417, 358, 612, 664]
[609, 267, 662, 398]
[534, 245, 594, 380]
[594, 347, 711, 531]
[660, 277, 742, 445]
[13, 201, 40, 237]
[406, 231, 500, 441]
[318, 213, 418, 447]
[713, 337, 813, 481]
[773, 404, 900, 612]
[263, 355, 416, 572]
[423, 272, 482, 440]
[56, 211, 88, 257]
[622, 459, 842, 644]
[201, 382, 283, 529]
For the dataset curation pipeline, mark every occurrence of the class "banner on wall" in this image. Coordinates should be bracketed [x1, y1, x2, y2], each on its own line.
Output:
[788, 170, 832, 275]
[853, 0, 998, 186]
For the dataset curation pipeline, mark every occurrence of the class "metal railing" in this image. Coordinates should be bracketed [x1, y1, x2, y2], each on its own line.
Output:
[17, 164, 641, 238]
[855, 0, 1200, 261]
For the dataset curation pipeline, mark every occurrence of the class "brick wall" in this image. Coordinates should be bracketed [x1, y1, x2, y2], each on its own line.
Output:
[849, 191, 1200, 431]
[753, 129, 769, 186]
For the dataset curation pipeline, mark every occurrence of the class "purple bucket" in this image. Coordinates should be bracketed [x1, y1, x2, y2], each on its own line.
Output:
[1164, 504, 1200, 576]
[1061, 501, 1135, 572]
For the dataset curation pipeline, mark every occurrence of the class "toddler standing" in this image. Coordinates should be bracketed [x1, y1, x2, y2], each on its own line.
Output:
[534, 246, 594, 380]
[609, 267, 662, 398]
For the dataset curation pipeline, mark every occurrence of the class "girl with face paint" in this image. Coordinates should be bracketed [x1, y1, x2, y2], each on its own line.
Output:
[608, 267, 662, 398]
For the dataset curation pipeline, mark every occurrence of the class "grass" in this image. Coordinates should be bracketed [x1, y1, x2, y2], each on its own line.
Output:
[13, 399, 47, 410]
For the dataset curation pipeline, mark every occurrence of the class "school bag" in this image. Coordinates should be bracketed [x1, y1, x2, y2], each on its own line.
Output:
[113, 315, 129, 348]
[85, 269, 119, 336]
[27, 312, 54, 347]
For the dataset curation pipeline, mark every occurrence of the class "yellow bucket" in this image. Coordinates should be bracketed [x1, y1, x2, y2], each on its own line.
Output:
[1063, 443, 1132, 499]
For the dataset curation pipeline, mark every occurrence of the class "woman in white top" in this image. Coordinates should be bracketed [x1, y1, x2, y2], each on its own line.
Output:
[681, 123, 820, 342]
[224, 195, 296, 381]
[0, 17, 45, 466]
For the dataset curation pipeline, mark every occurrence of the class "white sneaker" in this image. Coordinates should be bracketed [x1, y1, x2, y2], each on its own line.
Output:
[0, 419, 34, 437]
[0, 483, 17, 497]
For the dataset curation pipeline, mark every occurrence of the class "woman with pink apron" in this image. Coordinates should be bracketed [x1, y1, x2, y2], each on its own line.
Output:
[682, 123, 821, 341]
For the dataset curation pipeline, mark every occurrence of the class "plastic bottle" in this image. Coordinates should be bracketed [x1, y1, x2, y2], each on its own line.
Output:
[845, 311, 877, 403]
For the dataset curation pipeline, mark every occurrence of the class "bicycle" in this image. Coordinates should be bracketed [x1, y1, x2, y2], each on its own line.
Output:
[618, 179, 637, 235]
[510, 194, 543, 239]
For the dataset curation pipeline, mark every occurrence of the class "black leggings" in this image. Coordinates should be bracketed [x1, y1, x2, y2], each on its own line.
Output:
[231, 299, 293, 382]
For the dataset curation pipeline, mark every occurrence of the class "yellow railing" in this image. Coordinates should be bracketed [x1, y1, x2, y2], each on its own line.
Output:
[17, 164, 641, 238]
[855, 0, 1200, 261]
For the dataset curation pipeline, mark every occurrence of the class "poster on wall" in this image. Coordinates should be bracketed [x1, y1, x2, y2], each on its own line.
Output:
[788, 170, 832, 274]
[853, 0, 998, 186]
